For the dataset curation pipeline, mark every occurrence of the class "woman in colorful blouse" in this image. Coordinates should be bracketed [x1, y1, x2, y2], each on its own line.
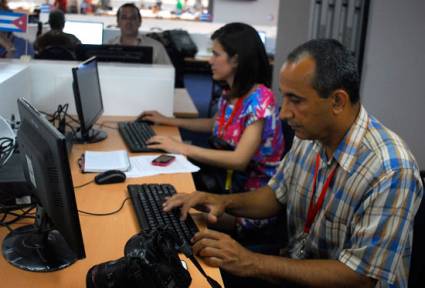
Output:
[140, 22, 285, 242]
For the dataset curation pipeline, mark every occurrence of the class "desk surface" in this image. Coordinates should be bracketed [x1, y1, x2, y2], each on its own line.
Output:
[0, 116, 222, 287]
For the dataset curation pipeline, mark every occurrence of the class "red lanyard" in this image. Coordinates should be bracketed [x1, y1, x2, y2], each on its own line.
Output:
[304, 153, 337, 234]
[218, 97, 244, 137]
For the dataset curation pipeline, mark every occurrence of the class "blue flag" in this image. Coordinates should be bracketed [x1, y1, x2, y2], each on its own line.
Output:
[0, 11, 27, 32]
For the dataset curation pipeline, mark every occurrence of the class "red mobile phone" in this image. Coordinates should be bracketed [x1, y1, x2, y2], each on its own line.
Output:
[151, 154, 176, 166]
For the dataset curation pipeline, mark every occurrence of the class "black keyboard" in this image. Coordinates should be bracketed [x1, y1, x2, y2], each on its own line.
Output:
[118, 121, 161, 152]
[128, 184, 199, 244]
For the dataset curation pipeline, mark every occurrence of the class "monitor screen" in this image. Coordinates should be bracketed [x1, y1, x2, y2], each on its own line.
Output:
[76, 44, 153, 64]
[2, 98, 85, 272]
[72, 57, 107, 143]
[64, 20, 104, 45]
[257, 31, 266, 45]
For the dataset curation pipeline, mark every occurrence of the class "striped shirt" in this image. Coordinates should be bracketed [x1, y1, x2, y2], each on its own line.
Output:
[269, 106, 423, 287]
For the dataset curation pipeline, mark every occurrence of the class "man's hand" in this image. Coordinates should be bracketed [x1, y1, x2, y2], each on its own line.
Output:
[163, 191, 226, 224]
[192, 229, 258, 277]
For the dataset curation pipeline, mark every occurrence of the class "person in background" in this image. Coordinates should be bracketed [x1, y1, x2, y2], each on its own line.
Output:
[162, 38, 424, 288]
[33, 9, 81, 55]
[108, 2, 171, 65]
[0, 32, 15, 58]
[141, 22, 285, 247]
[53, 0, 67, 13]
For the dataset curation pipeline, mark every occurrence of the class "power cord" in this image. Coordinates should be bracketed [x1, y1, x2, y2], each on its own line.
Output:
[78, 197, 130, 216]
[96, 121, 118, 130]
[74, 179, 95, 189]
[40, 104, 80, 136]
[0, 204, 36, 232]
[0, 136, 15, 167]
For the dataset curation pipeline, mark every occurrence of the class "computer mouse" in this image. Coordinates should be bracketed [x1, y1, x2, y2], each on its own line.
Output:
[95, 170, 126, 185]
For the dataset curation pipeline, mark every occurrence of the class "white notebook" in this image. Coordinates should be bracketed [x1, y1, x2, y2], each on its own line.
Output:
[83, 150, 130, 173]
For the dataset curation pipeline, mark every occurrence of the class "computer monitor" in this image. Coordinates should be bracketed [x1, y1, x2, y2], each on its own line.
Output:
[257, 31, 266, 45]
[2, 98, 85, 272]
[76, 44, 153, 64]
[72, 57, 107, 143]
[63, 20, 104, 45]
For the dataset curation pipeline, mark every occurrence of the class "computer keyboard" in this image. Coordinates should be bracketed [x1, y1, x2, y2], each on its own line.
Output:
[128, 184, 199, 244]
[118, 121, 161, 152]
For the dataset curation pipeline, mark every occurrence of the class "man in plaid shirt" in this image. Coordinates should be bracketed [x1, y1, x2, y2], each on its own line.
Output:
[163, 39, 423, 287]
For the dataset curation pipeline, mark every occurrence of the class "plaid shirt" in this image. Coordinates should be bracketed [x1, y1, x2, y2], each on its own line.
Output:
[269, 106, 423, 287]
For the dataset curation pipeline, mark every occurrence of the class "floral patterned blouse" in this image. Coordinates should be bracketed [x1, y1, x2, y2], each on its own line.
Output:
[212, 84, 285, 232]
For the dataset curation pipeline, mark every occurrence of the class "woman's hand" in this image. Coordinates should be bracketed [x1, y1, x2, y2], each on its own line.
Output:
[137, 110, 171, 125]
[147, 135, 189, 155]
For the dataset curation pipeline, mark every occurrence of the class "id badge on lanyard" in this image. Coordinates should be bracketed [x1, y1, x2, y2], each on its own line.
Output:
[288, 232, 309, 259]
[290, 154, 337, 259]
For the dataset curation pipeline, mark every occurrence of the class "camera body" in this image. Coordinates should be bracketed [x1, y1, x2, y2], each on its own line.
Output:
[86, 227, 191, 288]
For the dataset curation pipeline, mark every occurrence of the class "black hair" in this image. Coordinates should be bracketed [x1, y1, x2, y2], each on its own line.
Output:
[287, 38, 360, 103]
[48, 9, 65, 30]
[117, 3, 141, 22]
[211, 22, 271, 99]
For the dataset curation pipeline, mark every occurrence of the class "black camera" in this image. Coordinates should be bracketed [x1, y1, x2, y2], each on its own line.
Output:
[86, 227, 191, 288]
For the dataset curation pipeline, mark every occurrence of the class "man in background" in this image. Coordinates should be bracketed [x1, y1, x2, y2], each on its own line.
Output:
[33, 9, 81, 55]
[108, 2, 171, 65]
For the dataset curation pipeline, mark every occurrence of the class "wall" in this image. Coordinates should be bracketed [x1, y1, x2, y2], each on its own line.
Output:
[272, 0, 311, 99]
[0, 63, 31, 120]
[361, 0, 425, 169]
[273, 0, 425, 169]
[213, 0, 279, 26]
[0, 59, 175, 117]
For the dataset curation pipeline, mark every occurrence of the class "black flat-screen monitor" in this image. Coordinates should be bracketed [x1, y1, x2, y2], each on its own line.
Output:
[76, 44, 153, 64]
[72, 56, 107, 143]
[2, 98, 85, 272]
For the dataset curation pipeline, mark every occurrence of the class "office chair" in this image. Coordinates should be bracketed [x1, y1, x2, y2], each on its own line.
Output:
[409, 170, 425, 287]
[35, 45, 76, 61]
[207, 80, 223, 117]
[146, 31, 186, 88]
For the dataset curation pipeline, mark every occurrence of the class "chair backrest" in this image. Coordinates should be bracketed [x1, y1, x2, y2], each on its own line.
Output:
[146, 31, 186, 88]
[35, 45, 76, 61]
[409, 171, 425, 287]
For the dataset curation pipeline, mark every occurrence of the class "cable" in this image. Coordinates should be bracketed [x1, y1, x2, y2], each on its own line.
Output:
[0, 136, 15, 167]
[0, 203, 34, 213]
[179, 241, 222, 288]
[78, 197, 130, 216]
[74, 179, 95, 189]
[96, 121, 118, 130]
[0, 204, 36, 231]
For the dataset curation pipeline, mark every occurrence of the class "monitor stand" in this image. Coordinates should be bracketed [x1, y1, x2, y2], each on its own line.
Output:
[2, 207, 78, 272]
[73, 128, 107, 144]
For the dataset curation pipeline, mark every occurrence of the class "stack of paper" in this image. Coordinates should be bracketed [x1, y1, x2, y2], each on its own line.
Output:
[125, 154, 199, 178]
[83, 150, 130, 173]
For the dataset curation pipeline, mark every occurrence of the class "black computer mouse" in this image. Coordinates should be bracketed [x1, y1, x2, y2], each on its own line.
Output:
[95, 170, 126, 185]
